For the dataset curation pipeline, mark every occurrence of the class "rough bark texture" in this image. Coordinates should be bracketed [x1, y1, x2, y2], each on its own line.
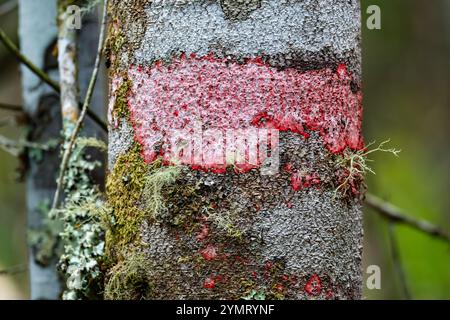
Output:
[106, 0, 363, 300]
[19, 0, 105, 299]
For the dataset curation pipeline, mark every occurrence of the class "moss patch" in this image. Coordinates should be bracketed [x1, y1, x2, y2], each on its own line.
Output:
[104, 251, 153, 300]
[106, 143, 146, 253]
[112, 76, 132, 122]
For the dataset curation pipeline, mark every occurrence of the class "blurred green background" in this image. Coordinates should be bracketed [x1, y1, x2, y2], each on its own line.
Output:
[0, 0, 448, 299]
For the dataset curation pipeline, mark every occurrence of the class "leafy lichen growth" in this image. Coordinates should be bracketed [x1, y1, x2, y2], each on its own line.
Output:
[54, 137, 109, 300]
[28, 199, 62, 266]
[241, 289, 266, 300]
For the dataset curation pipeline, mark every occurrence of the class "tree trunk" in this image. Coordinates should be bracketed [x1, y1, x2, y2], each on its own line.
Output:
[19, 0, 62, 300]
[105, 0, 363, 300]
[19, 0, 105, 299]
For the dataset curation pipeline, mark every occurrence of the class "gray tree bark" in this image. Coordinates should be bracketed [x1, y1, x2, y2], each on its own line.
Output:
[105, 0, 363, 300]
[19, 0, 105, 299]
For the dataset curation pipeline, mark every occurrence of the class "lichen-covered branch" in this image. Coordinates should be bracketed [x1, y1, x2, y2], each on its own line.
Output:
[51, 0, 109, 211]
[0, 265, 26, 276]
[0, 26, 107, 130]
[57, 0, 80, 129]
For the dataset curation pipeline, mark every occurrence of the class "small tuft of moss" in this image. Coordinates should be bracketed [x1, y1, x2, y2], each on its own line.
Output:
[112, 77, 132, 122]
[104, 251, 152, 300]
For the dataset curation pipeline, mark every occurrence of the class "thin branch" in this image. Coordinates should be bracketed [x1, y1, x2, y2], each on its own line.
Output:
[0, 134, 57, 157]
[0, 114, 27, 127]
[0, 264, 26, 276]
[0, 102, 22, 112]
[0, 0, 18, 17]
[0, 28, 107, 131]
[365, 193, 450, 242]
[387, 223, 411, 300]
[51, 0, 109, 210]
[0, 28, 60, 92]
[57, 0, 80, 130]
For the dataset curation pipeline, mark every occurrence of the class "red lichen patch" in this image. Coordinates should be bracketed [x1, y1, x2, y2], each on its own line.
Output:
[304, 274, 323, 296]
[325, 285, 334, 300]
[196, 223, 209, 241]
[203, 277, 216, 289]
[265, 261, 274, 270]
[214, 274, 224, 283]
[200, 244, 218, 261]
[290, 172, 321, 191]
[126, 53, 363, 172]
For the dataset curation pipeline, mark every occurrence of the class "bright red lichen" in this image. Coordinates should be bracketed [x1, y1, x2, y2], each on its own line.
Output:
[290, 172, 321, 191]
[200, 244, 218, 261]
[124, 53, 363, 172]
[304, 274, 323, 296]
[203, 277, 215, 289]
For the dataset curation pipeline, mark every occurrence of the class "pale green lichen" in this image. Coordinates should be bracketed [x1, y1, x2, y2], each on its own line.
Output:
[143, 160, 181, 220]
[53, 137, 109, 300]
[27, 199, 62, 266]
[334, 139, 401, 198]
[203, 206, 243, 239]
[241, 289, 266, 300]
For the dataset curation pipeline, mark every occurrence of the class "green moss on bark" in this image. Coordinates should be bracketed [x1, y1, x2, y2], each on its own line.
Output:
[106, 143, 146, 252]
[104, 251, 153, 300]
[112, 77, 132, 122]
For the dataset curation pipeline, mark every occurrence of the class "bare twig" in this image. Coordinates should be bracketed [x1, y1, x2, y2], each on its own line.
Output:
[365, 193, 450, 242]
[0, 0, 18, 17]
[0, 102, 22, 112]
[51, 0, 109, 210]
[0, 134, 57, 157]
[387, 223, 411, 300]
[0, 113, 28, 127]
[0, 264, 26, 276]
[0, 28, 60, 92]
[0, 28, 107, 131]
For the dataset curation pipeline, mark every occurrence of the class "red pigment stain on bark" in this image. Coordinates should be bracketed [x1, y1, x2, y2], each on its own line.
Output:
[125, 53, 363, 172]
[304, 274, 323, 296]
[290, 172, 321, 191]
[265, 261, 274, 270]
[200, 244, 218, 261]
[203, 277, 215, 289]
[281, 274, 290, 282]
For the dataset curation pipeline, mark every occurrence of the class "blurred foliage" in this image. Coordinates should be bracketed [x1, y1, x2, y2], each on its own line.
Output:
[0, 0, 448, 299]
[361, 0, 450, 299]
